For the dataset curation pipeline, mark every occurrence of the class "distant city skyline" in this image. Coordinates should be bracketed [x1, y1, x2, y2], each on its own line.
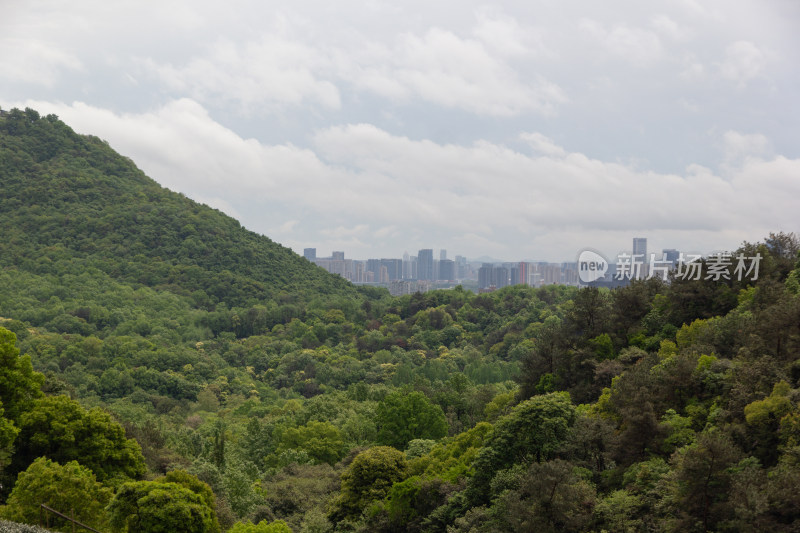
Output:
[304, 236, 725, 294]
[303, 237, 741, 266]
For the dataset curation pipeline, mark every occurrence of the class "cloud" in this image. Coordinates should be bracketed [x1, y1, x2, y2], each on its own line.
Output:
[579, 19, 664, 66]
[719, 40, 766, 86]
[144, 36, 341, 113]
[472, 10, 540, 57]
[650, 14, 690, 42]
[139, 11, 565, 118]
[723, 130, 770, 164]
[520, 133, 567, 158]
[0, 37, 83, 86]
[348, 27, 566, 116]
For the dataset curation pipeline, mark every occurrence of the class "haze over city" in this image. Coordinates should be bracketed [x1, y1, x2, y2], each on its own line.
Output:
[2, 1, 798, 261]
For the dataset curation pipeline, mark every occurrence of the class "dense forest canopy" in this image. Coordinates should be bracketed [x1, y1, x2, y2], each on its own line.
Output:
[1, 108, 799, 532]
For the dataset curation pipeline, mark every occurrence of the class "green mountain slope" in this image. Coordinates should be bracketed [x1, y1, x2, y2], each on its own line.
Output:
[0, 107, 361, 312]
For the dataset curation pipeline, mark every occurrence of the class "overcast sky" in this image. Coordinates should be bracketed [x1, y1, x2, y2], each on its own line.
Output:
[2, 0, 798, 262]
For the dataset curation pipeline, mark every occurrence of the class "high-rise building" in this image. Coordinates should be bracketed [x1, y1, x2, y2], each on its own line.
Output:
[332, 251, 345, 261]
[478, 263, 493, 289]
[494, 266, 510, 288]
[440, 249, 447, 261]
[455, 255, 467, 279]
[510, 262, 529, 286]
[366, 259, 381, 279]
[438, 259, 455, 281]
[402, 252, 413, 279]
[303, 248, 316, 261]
[633, 238, 647, 259]
[478, 264, 510, 289]
[381, 259, 403, 280]
[663, 248, 680, 265]
[418, 249, 434, 280]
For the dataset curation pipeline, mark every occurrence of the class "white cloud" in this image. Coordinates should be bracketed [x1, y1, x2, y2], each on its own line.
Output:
[472, 10, 539, 57]
[579, 19, 664, 66]
[719, 40, 766, 86]
[650, 14, 689, 42]
[723, 130, 770, 163]
[346, 27, 567, 116]
[144, 36, 341, 112]
[140, 13, 565, 118]
[520, 133, 567, 158]
[0, 38, 83, 86]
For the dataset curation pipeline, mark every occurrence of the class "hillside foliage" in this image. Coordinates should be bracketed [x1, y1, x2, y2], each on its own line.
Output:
[1, 109, 799, 532]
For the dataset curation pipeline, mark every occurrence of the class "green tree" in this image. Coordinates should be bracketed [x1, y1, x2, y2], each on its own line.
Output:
[0, 401, 18, 470]
[0, 327, 44, 421]
[12, 395, 146, 483]
[594, 489, 643, 533]
[662, 431, 742, 532]
[744, 381, 793, 465]
[497, 459, 596, 533]
[375, 391, 447, 449]
[469, 392, 577, 505]
[227, 519, 292, 533]
[518, 317, 567, 399]
[161, 470, 220, 533]
[259, 463, 338, 531]
[0, 457, 112, 532]
[279, 421, 344, 465]
[330, 446, 408, 522]
[108, 478, 217, 533]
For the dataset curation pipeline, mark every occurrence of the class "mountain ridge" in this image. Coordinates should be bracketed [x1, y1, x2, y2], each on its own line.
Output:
[0, 107, 365, 313]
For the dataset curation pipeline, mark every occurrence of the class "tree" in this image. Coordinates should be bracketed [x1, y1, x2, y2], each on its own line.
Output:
[662, 431, 742, 532]
[0, 457, 112, 532]
[0, 327, 44, 422]
[497, 459, 596, 533]
[744, 381, 793, 465]
[594, 489, 643, 533]
[279, 421, 344, 465]
[161, 469, 220, 532]
[11, 395, 146, 483]
[469, 392, 577, 505]
[227, 520, 292, 533]
[375, 391, 447, 449]
[330, 446, 408, 522]
[486, 391, 575, 464]
[0, 401, 18, 470]
[108, 477, 218, 533]
[259, 463, 339, 531]
[518, 317, 568, 399]
[565, 287, 610, 341]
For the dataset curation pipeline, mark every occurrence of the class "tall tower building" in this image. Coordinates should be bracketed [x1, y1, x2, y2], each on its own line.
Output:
[402, 252, 412, 279]
[633, 238, 647, 259]
[303, 248, 316, 261]
[439, 259, 454, 281]
[418, 249, 434, 280]
[440, 249, 447, 261]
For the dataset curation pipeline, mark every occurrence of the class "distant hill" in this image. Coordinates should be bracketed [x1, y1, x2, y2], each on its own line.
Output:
[469, 255, 508, 264]
[0, 107, 363, 313]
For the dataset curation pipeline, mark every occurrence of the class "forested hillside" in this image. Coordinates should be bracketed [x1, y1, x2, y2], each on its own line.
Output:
[0, 108, 362, 312]
[1, 108, 799, 532]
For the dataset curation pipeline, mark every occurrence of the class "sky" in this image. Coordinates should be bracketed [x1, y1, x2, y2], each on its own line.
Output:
[2, 0, 798, 262]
